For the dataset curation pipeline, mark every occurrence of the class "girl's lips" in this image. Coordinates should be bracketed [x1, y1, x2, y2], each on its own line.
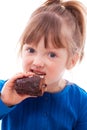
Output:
[30, 69, 46, 76]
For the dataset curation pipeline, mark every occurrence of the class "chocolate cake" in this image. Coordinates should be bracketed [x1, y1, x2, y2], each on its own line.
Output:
[15, 75, 47, 96]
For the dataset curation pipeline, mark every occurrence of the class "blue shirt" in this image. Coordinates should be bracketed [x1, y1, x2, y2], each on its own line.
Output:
[0, 80, 87, 130]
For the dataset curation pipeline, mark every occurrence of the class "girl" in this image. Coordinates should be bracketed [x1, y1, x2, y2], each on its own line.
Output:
[0, 0, 87, 129]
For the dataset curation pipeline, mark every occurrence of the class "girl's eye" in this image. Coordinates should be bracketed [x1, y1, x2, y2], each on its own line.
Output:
[27, 47, 35, 53]
[48, 52, 56, 58]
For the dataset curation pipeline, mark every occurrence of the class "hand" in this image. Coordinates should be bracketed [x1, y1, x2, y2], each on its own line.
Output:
[1, 72, 35, 107]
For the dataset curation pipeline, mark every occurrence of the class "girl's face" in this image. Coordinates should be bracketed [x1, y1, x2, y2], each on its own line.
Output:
[21, 37, 69, 89]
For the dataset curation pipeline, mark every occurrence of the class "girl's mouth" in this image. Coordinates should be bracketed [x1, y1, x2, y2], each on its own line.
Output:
[30, 69, 46, 76]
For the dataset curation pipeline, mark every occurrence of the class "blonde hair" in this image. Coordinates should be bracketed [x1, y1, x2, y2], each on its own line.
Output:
[19, 0, 87, 61]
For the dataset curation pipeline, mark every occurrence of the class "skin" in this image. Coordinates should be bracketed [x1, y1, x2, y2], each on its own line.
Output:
[1, 37, 79, 106]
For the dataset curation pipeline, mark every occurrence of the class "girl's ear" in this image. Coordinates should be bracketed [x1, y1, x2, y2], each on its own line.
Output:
[66, 53, 79, 70]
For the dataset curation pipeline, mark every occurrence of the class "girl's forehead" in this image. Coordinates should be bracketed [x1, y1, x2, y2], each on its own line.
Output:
[27, 36, 62, 49]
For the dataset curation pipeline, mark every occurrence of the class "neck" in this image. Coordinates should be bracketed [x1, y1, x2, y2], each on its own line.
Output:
[46, 79, 67, 93]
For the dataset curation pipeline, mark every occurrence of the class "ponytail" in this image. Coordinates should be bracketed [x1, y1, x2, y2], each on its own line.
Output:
[62, 1, 87, 61]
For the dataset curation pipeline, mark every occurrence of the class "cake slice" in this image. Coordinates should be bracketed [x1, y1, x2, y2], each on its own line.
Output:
[15, 74, 47, 96]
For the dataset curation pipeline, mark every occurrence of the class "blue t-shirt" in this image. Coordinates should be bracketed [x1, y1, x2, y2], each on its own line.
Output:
[0, 80, 87, 130]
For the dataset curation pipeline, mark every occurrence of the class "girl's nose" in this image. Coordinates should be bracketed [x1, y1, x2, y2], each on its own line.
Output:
[32, 56, 44, 69]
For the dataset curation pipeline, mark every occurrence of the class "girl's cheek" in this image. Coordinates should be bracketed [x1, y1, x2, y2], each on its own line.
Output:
[22, 57, 33, 69]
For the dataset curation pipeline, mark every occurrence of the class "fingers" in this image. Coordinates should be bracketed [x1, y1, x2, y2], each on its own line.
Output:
[2, 72, 34, 90]
[9, 72, 34, 82]
[1, 71, 38, 106]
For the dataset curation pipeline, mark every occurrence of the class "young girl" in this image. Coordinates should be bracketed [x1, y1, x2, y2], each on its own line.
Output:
[0, 0, 87, 129]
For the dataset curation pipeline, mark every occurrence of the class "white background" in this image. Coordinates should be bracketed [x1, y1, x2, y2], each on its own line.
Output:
[0, 0, 87, 128]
